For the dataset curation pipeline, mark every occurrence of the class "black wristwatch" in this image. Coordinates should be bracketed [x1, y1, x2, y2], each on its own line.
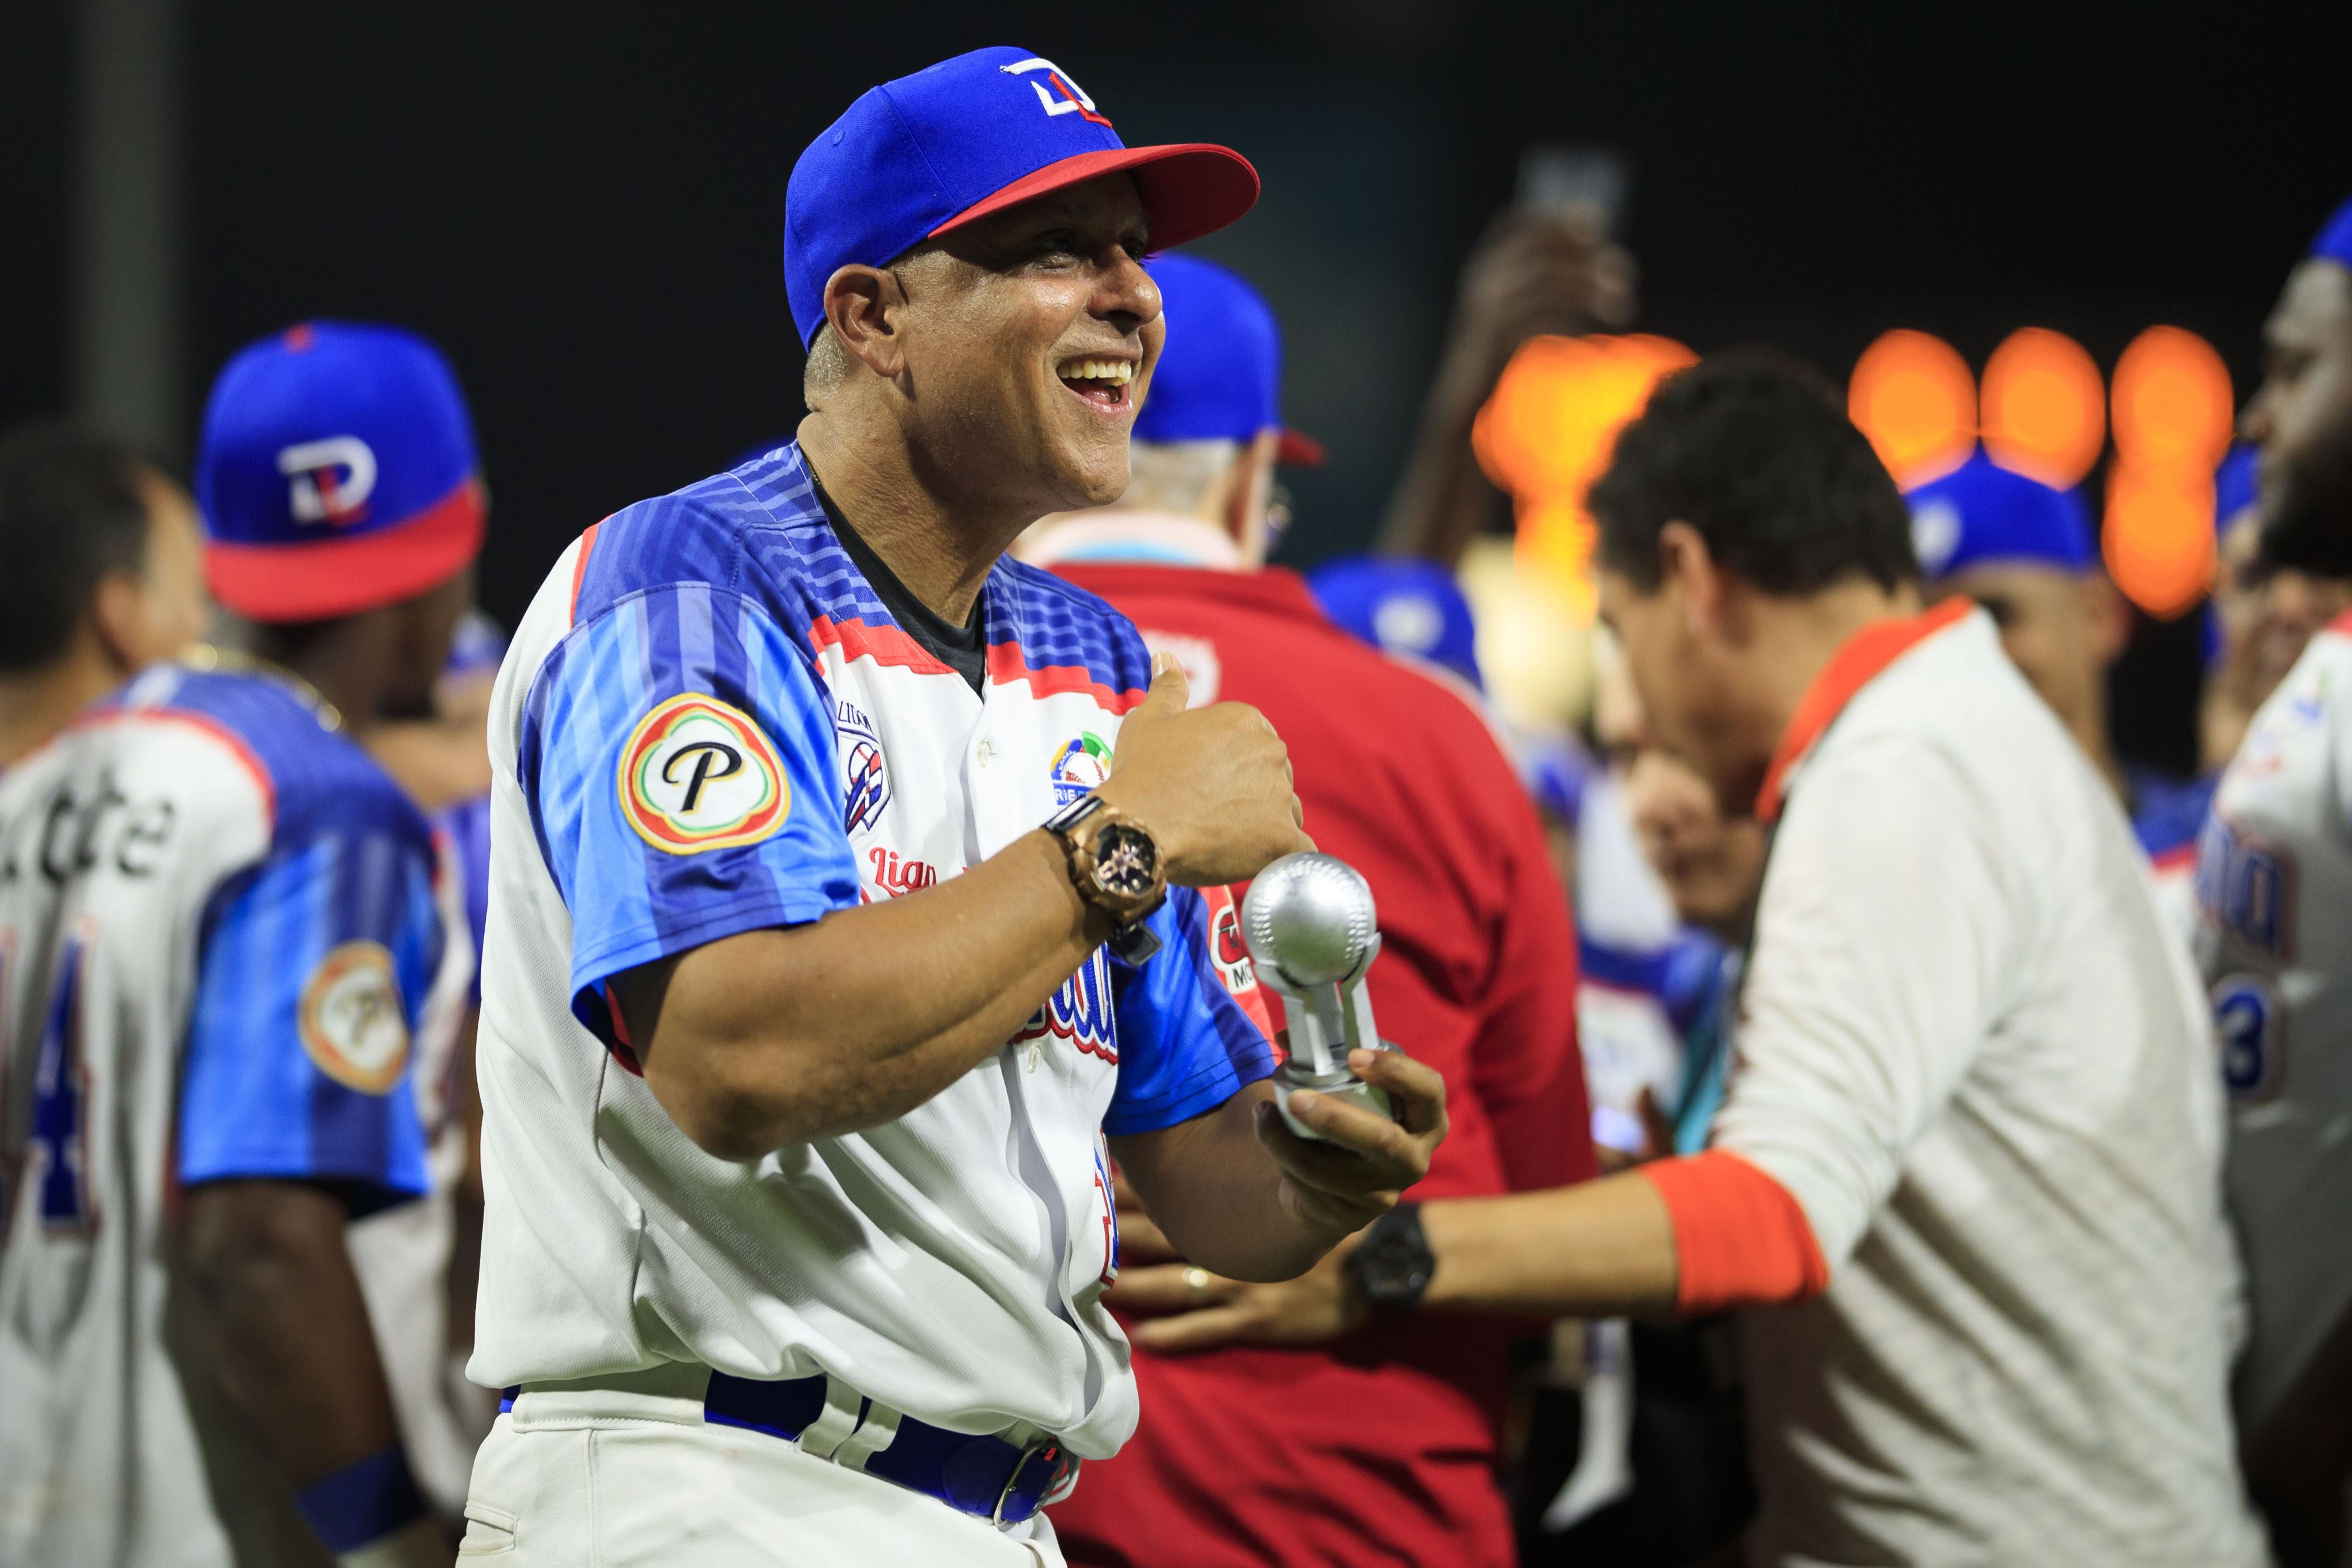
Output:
[1043, 792, 1165, 964]
[1346, 1201, 1434, 1316]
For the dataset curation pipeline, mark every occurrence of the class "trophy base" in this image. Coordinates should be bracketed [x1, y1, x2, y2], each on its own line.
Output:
[1274, 1072, 1395, 1142]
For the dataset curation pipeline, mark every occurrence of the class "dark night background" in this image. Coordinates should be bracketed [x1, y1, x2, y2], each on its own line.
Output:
[5, 0, 2349, 770]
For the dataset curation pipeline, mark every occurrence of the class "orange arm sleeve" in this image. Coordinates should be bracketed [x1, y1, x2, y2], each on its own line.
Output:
[1641, 1149, 1830, 1314]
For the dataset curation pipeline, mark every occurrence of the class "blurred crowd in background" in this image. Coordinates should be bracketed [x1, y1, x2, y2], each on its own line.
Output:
[5, 6, 2352, 1566]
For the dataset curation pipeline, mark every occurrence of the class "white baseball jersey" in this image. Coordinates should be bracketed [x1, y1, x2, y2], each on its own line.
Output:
[469, 443, 1274, 1461]
[2197, 608, 2352, 1428]
[0, 661, 460, 1567]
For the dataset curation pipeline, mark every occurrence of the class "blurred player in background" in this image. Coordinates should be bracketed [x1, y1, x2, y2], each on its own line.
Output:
[2207, 440, 2352, 774]
[0, 426, 207, 766]
[1905, 451, 2215, 925]
[1511, 646, 1762, 1567]
[1587, 651, 1760, 1166]
[2199, 192, 2352, 1568]
[1143, 353, 2264, 1566]
[0, 320, 480, 1568]
[399, 610, 504, 1383]
[361, 587, 508, 1494]
[273, 326, 505, 1531]
[1017, 251, 1592, 1568]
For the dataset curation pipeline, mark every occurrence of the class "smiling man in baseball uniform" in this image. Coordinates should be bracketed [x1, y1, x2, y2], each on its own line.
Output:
[459, 48, 1446, 1567]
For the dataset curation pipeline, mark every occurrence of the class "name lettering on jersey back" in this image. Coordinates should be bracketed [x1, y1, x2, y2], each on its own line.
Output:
[0, 769, 177, 889]
[2197, 814, 2296, 962]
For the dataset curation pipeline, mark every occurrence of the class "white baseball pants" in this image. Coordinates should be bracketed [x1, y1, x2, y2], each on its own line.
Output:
[459, 1381, 1063, 1566]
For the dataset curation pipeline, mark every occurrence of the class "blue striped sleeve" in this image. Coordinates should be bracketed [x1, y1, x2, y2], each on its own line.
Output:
[1103, 886, 1278, 1135]
[518, 583, 858, 1045]
[178, 829, 438, 1210]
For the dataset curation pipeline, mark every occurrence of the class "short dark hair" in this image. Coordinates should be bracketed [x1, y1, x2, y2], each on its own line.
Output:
[0, 422, 161, 674]
[1590, 350, 1917, 596]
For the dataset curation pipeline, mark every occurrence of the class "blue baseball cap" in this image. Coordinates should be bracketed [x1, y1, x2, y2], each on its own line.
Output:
[785, 48, 1259, 347]
[197, 321, 484, 622]
[1905, 449, 2094, 580]
[1307, 555, 1483, 689]
[2312, 194, 2352, 269]
[1133, 252, 1323, 466]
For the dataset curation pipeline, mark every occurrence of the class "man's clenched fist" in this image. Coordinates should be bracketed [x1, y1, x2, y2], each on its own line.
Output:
[1098, 653, 1312, 886]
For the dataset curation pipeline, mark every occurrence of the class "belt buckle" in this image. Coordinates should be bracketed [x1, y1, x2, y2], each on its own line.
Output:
[991, 1437, 1064, 1527]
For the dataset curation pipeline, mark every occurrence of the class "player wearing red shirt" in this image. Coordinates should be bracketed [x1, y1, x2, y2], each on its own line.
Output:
[1021, 253, 1593, 1568]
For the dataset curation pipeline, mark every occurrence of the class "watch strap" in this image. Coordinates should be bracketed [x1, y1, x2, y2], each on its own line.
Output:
[1041, 792, 1108, 838]
[1106, 917, 1161, 965]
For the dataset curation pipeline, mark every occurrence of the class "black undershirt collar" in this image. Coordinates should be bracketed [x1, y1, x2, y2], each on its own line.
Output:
[810, 474, 988, 697]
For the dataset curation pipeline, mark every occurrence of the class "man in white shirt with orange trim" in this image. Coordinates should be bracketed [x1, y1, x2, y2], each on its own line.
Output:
[1134, 351, 2266, 1566]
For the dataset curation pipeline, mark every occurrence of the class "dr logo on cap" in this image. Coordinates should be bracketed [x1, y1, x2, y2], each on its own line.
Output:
[197, 320, 486, 623]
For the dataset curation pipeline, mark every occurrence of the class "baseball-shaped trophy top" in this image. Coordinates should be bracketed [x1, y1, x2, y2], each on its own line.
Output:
[1242, 852, 1379, 988]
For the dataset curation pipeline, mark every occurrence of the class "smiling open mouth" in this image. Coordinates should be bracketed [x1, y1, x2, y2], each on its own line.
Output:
[1058, 357, 1135, 409]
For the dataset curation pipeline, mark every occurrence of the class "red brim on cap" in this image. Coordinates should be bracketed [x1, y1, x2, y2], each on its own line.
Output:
[931, 143, 1261, 251]
[1277, 428, 1326, 467]
[205, 477, 486, 623]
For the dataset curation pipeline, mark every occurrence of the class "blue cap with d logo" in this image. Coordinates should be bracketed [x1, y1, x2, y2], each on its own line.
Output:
[196, 320, 484, 623]
[784, 48, 1259, 347]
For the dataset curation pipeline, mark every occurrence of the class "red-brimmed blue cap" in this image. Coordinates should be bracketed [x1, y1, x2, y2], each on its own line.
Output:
[197, 321, 485, 623]
[1134, 252, 1322, 466]
[784, 47, 1260, 347]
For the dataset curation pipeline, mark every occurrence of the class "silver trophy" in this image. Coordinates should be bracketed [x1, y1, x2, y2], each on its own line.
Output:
[1241, 852, 1398, 1141]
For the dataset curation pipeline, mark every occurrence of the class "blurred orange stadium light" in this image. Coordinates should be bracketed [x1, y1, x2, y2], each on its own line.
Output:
[1473, 333, 1696, 620]
[2105, 326, 2232, 618]
[1980, 327, 2105, 489]
[2111, 326, 2235, 472]
[2103, 463, 2218, 619]
[1848, 330, 1975, 488]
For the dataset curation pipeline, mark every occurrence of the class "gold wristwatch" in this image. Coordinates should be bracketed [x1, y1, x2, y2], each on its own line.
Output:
[1044, 794, 1166, 962]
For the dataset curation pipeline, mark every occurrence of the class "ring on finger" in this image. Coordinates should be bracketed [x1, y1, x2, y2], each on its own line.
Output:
[1183, 1266, 1211, 1304]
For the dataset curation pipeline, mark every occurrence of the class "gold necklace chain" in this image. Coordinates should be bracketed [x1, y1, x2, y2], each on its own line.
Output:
[179, 643, 345, 733]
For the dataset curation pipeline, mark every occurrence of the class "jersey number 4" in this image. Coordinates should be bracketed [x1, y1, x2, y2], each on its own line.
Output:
[28, 922, 99, 1234]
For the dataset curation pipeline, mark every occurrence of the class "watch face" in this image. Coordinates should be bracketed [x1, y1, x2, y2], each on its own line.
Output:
[1360, 1219, 1433, 1303]
[1092, 823, 1159, 897]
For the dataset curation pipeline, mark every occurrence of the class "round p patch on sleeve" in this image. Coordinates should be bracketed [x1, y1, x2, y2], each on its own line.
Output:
[618, 692, 791, 855]
[300, 940, 411, 1094]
